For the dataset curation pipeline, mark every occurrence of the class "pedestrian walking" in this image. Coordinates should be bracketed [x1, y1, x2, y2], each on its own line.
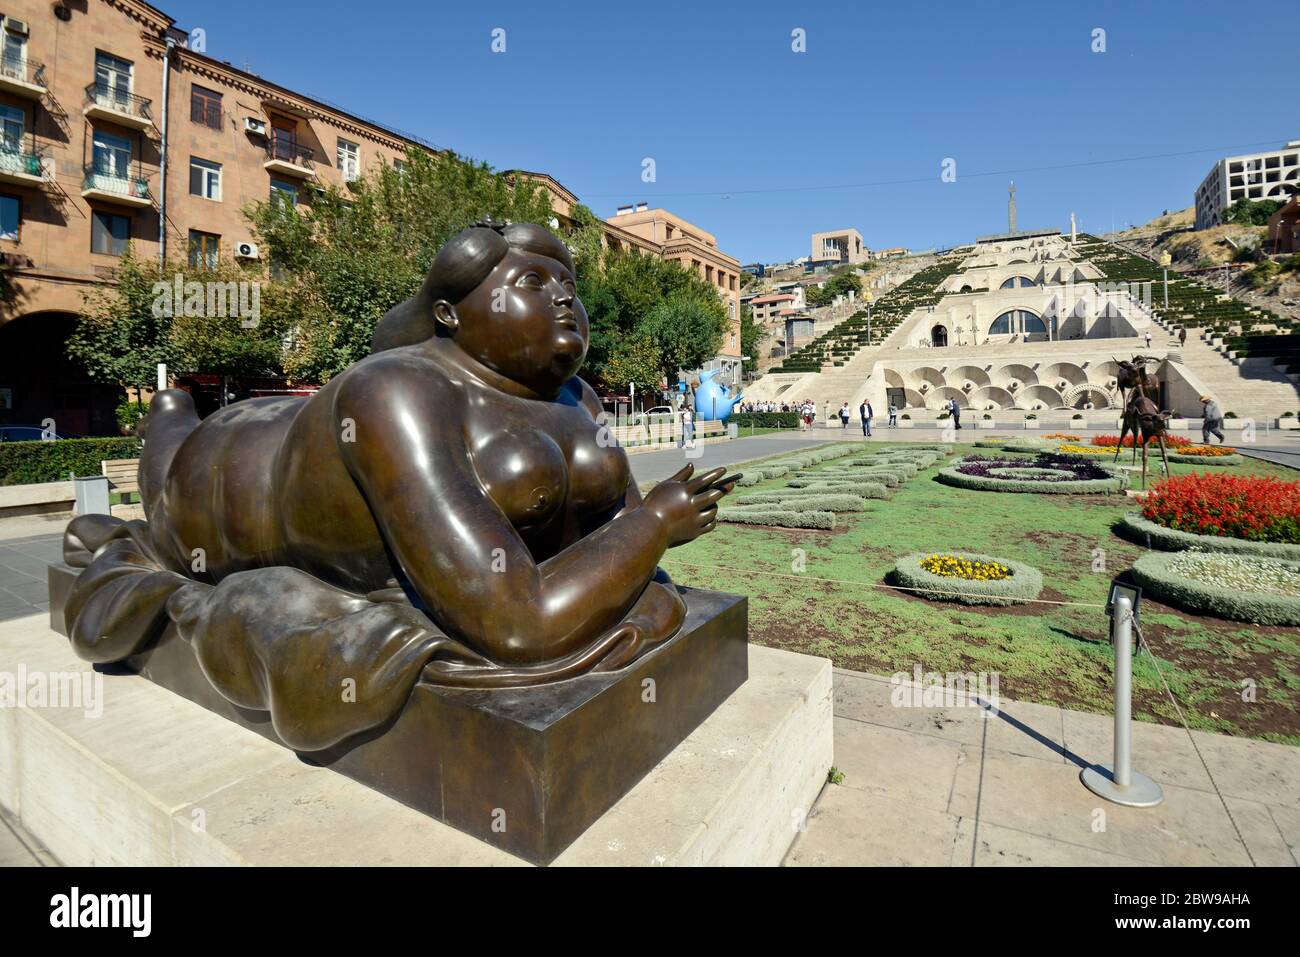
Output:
[860, 400, 874, 437]
[839, 403, 850, 429]
[1144, 330, 1152, 350]
[680, 404, 695, 448]
[1200, 395, 1225, 444]
[1178, 327, 1187, 348]
[888, 403, 898, 428]
[949, 397, 962, 430]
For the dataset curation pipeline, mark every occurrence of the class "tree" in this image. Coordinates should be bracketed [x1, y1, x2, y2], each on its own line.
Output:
[1222, 198, 1284, 227]
[739, 303, 761, 369]
[602, 334, 662, 395]
[246, 149, 555, 381]
[68, 246, 177, 398]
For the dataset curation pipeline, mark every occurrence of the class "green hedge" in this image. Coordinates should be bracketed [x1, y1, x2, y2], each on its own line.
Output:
[1130, 551, 1300, 625]
[936, 466, 1125, 495]
[732, 412, 800, 429]
[1116, 513, 1300, 560]
[0, 437, 143, 487]
[889, 551, 1044, 606]
[1165, 452, 1244, 466]
[748, 480, 888, 500]
[720, 506, 836, 529]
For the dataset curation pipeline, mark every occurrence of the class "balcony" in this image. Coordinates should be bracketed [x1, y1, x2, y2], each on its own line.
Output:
[262, 140, 316, 178]
[0, 56, 45, 99]
[83, 83, 154, 130]
[81, 165, 151, 207]
[0, 147, 45, 186]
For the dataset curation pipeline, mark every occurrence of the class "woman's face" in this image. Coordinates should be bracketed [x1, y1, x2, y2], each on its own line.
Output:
[447, 250, 588, 393]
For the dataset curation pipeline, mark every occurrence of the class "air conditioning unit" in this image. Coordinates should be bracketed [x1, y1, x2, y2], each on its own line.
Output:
[4, 18, 29, 35]
[234, 241, 259, 260]
[243, 116, 267, 136]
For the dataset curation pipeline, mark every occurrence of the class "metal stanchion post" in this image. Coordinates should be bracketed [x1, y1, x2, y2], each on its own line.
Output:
[1081, 592, 1164, 806]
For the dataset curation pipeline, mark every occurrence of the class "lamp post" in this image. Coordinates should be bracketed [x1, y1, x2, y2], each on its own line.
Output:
[1159, 250, 1171, 312]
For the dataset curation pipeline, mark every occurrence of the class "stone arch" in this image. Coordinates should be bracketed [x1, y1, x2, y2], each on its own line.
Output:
[950, 364, 991, 391]
[906, 366, 947, 392]
[1042, 361, 1088, 390]
[928, 385, 965, 411]
[1021, 384, 1064, 409]
[930, 324, 949, 347]
[1063, 383, 1113, 409]
[969, 385, 1017, 411]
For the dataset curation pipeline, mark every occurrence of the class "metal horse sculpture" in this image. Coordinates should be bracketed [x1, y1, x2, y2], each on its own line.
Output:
[1113, 355, 1170, 488]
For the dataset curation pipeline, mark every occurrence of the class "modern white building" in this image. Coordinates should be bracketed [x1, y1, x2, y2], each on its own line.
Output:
[1194, 140, 1300, 229]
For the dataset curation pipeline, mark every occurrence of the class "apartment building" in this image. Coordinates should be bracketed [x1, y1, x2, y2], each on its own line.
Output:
[606, 204, 744, 385]
[1194, 140, 1300, 230]
[0, 0, 437, 435]
[809, 228, 867, 267]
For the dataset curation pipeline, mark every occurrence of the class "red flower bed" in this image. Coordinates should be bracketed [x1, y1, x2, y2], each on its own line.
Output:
[1141, 473, 1300, 544]
[1092, 433, 1193, 448]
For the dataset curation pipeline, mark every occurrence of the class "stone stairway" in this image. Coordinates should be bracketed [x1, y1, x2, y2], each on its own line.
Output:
[1176, 328, 1299, 421]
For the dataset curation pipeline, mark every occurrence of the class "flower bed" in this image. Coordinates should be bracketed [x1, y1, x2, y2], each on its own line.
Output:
[1140, 473, 1300, 544]
[1056, 444, 1114, 456]
[1166, 448, 1243, 465]
[938, 453, 1125, 494]
[1131, 551, 1300, 625]
[1042, 433, 1081, 442]
[890, 551, 1043, 606]
[1117, 513, 1300, 559]
[1092, 433, 1193, 448]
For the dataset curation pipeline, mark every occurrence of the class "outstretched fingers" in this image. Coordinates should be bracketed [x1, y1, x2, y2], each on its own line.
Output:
[685, 466, 727, 494]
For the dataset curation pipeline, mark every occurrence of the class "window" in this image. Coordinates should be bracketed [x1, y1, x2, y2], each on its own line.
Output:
[270, 178, 297, 206]
[988, 310, 1046, 335]
[0, 194, 20, 241]
[2, 24, 26, 74]
[392, 158, 408, 176]
[188, 230, 220, 270]
[337, 138, 359, 182]
[190, 85, 222, 130]
[91, 210, 130, 256]
[1000, 275, 1037, 289]
[0, 103, 23, 154]
[94, 51, 132, 105]
[92, 130, 131, 178]
[189, 157, 221, 200]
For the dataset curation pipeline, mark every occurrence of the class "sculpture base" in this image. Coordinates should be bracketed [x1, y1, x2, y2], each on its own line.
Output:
[47, 564, 748, 864]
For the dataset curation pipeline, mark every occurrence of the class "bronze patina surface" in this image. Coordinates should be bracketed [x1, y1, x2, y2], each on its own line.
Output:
[54, 220, 746, 858]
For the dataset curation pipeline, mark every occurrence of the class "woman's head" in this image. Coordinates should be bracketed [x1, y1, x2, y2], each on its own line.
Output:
[372, 220, 588, 392]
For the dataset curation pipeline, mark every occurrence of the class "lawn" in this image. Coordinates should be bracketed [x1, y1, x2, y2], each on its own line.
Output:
[663, 442, 1300, 745]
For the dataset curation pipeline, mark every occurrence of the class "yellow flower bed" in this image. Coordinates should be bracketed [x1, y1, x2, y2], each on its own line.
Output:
[920, 553, 1012, 581]
[1042, 433, 1081, 442]
[1057, 444, 1114, 455]
[1177, 445, 1238, 457]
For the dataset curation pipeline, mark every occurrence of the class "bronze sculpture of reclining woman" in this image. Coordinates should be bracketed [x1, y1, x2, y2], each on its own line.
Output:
[62, 220, 738, 751]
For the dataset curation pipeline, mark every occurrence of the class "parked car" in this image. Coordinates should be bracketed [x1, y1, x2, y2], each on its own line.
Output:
[631, 406, 675, 423]
[0, 425, 84, 442]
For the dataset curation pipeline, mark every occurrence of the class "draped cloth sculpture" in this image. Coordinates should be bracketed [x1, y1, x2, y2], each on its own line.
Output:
[61, 220, 739, 753]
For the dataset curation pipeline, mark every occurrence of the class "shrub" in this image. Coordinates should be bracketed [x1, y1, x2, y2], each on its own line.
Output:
[0, 437, 144, 486]
[1130, 551, 1300, 625]
[1117, 513, 1300, 559]
[890, 551, 1043, 606]
[115, 398, 147, 435]
[731, 411, 799, 429]
[720, 506, 836, 529]
[1140, 473, 1300, 544]
[1165, 451, 1244, 466]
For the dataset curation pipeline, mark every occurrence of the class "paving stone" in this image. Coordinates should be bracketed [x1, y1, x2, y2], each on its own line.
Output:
[832, 718, 968, 812]
[948, 747, 1252, 866]
[1188, 729, 1300, 810]
[958, 817, 1156, 867]
[785, 784, 969, 866]
[1061, 708, 1215, 792]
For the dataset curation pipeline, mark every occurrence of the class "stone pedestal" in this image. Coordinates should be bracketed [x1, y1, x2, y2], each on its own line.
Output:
[0, 611, 832, 866]
[47, 564, 751, 863]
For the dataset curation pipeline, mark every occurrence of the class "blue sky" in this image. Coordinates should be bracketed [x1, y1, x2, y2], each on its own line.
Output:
[164, 0, 1295, 264]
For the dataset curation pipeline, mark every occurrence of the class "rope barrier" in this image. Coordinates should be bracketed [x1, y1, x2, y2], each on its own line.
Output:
[658, 557, 1110, 609]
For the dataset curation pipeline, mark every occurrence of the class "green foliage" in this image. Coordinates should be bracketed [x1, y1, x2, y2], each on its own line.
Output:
[601, 334, 662, 393]
[936, 466, 1124, 495]
[739, 303, 761, 367]
[720, 506, 836, 529]
[246, 149, 556, 382]
[68, 248, 289, 389]
[1222, 198, 1284, 226]
[805, 270, 863, 307]
[67, 246, 172, 390]
[0, 437, 143, 486]
[115, 397, 146, 434]
[732, 411, 798, 429]
[1117, 512, 1300, 560]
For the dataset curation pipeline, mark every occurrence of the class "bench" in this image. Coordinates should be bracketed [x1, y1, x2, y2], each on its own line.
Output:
[101, 458, 141, 504]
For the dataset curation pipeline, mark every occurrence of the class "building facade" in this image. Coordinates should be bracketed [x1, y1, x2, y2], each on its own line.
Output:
[1194, 140, 1300, 230]
[0, 0, 438, 435]
[605, 205, 743, 385]
[810, 228, 866, 268]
